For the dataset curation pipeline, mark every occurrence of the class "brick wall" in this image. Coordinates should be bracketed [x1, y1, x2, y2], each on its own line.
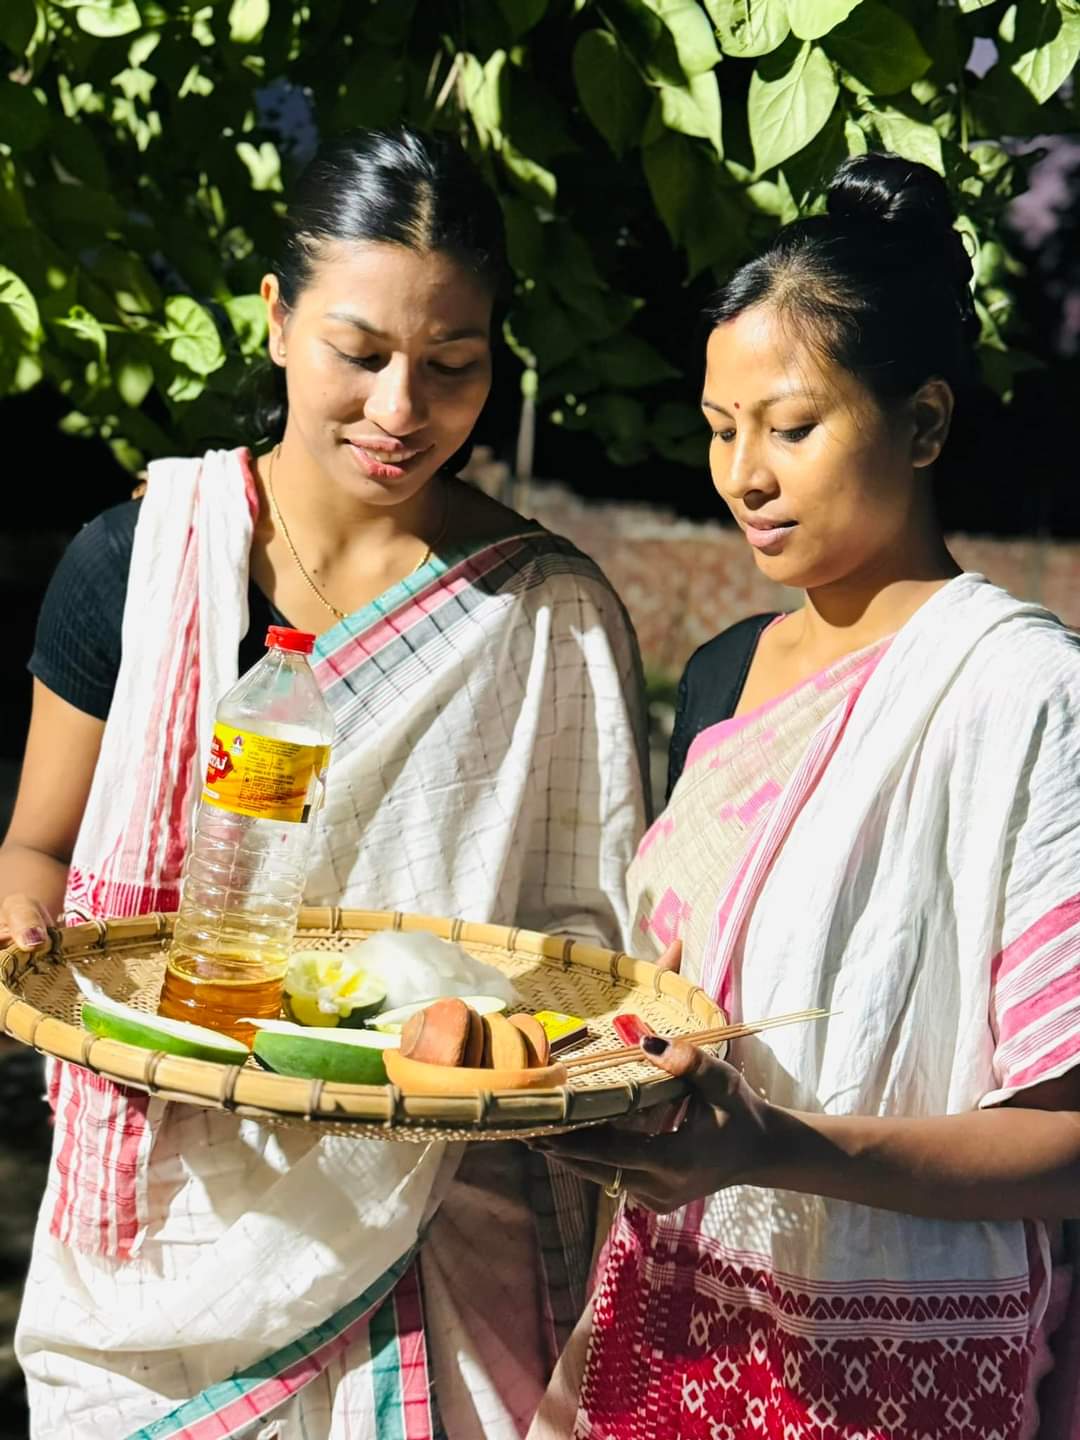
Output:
[520, 479, 1080, 680]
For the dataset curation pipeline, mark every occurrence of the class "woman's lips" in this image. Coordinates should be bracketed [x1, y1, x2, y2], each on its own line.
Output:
[345, 437, 431, 480]
[744, 520, 797, 551]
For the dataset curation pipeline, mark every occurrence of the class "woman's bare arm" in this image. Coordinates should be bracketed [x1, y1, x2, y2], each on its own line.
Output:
[0, 680, 104, 945]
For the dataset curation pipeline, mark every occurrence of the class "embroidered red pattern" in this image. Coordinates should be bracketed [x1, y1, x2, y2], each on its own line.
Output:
[577, 1206, 1031, 1440]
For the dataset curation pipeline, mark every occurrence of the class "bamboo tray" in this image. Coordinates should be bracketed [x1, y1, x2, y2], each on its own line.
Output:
[0, 908, 726, 1141]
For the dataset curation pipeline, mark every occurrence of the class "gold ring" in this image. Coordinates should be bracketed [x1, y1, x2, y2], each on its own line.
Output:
[604, 1166, 624, 1200]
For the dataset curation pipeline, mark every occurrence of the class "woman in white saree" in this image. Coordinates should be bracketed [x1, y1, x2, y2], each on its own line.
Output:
[537, 154, 1080, 1440]
[1, 128, 649, 1438]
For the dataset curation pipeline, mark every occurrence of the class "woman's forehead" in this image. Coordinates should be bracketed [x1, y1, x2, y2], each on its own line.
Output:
[705, 307, 862, 411]
[298, 239, 493, 332]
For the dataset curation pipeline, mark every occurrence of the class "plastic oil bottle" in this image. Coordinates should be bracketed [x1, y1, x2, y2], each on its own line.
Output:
[159, 627, 335, 1044]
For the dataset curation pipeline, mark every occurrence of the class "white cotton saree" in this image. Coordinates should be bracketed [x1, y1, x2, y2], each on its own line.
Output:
[17, 448, 649, 1440]
[539, 575, 1080, 1440]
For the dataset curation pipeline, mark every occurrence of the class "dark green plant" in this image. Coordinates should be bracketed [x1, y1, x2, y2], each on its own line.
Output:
[0, 0, 1075, 473]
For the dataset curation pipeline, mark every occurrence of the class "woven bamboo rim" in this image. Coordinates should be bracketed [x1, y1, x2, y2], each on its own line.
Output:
[0, 908, 725, 1142]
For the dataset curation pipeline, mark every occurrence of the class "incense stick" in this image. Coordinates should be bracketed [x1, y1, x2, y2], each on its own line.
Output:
[561, 1007, 832, 1075]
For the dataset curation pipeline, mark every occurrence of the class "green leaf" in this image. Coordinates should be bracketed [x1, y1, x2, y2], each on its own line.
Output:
[587, 335, 680, 386]
[642, 130, 697, 241]
[116, 356, 154, 407]
[866, 104, 943, 171]
[501, 195, 545, 276]
[573, 30, 650, 156]
[228, 0, 269, 44]
[501, 141, 557, 203]
[823, 0, 930, 94]
[707, 0, 789, 57]
[643, 0, 723, 74]
[236, 140, 282, 192]
[0, 265, 41, 340]
[164, 296, 225, 376]
[781, 101, 847, 206]
[91, 248, 162, 315]
[50, 117, 108, 187]
[74, 1, 143, 38]
[959, 0, 997, 10]
[497, 0, 547, 37]
[599, 0, 685, 84]
[0, 81, 49, 150]
[785, 0, 862, 41]
[0, 0, 39, 57]
[461, 51, 507, 144]
[166, 368, 206, 403]
[1004, 0, 1080, 104]
[748, 39, 838, 174]
[508, 297, 580, 369]
[658, 70, 723, 153]
[843, 114, 868, 154]
[224, 294, 268, 356]
[0, 154, 28, 228]
[39, 182, 126, 231]
[54, 305, 107, 364]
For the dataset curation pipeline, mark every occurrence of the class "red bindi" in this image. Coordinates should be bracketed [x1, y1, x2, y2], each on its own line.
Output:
[733, 401, 740, 410]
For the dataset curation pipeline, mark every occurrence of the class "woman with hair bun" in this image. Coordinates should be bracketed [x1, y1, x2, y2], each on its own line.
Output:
[5, 127, 648, 1437]
[537, 153, 1080, 1439]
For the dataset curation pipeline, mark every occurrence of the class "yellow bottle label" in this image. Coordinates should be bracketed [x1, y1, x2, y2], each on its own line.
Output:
[203, 723, 329, 823]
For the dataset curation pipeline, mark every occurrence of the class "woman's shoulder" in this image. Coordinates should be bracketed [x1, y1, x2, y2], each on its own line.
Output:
[28, 499, 143, 720]
[455, 483, 619, 597]
[60, 498, 142, 581]
[682, 614, 782, 681]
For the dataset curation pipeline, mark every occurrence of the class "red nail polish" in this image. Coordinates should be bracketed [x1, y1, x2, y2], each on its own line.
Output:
[641, 1035, 670, 1056]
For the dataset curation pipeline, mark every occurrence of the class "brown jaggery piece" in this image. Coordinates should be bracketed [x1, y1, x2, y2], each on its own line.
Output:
[508, 1012, 550, 1068]
[399, 998, 472, 1067]
[462, 1006, 485, 1068]
[483, 1012, 528, 1070]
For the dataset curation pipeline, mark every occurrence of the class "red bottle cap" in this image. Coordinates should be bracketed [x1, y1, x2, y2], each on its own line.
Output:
[265, 626, 316, 654]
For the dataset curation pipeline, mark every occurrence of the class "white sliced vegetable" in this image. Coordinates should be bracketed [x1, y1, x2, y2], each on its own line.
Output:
[80, 992, 249, 1066]
[369, 993, 508, 1034]
[247, 1017, 398, 1084]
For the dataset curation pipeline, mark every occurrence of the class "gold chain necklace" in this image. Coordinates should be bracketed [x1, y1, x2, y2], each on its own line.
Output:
[265, 444, 449, 621]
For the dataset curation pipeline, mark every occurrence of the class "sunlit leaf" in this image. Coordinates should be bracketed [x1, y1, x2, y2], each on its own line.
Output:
[707, 0, 789, 58]
[228, 0, 270, 44]
[748, 39, 838, 174]
[164, 296, 226, 376]
[643, 0, 722, 74]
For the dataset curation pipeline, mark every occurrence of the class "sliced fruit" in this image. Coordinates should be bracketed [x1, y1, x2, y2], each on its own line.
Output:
[249, 1018, 398, 1084]
[80, 995, 250, 1066]
[508, 1013, 550, 1068]
[483, 1012, 528, 1070]
[400, 998, 472, 1066]
[370, 994, 507, 1035]
[282, 950, 387, 1029]
[385, 1047, 567, 1095]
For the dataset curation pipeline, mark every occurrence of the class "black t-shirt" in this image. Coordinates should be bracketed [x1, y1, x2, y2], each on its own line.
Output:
[665, 612, 779, 799]
[28, 500, 289, 720]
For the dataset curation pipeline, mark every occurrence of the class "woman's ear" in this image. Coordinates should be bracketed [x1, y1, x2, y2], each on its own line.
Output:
[261, 273, 288, 367]
[910, 378, 955, 469]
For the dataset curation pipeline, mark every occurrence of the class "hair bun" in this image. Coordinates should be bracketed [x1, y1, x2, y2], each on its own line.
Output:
[827, 152, 977, 342]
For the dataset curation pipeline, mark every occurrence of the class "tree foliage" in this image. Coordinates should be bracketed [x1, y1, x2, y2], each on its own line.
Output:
[0, 0, 1076, 474]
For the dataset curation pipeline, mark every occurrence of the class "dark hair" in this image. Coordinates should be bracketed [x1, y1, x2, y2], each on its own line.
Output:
[250, 126, 507, 447]
[707, 153, 980, 413]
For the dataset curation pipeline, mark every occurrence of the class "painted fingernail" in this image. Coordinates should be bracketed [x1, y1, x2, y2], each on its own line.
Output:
[641, 1035, 670, 1056]
[18, 927, 46, 948]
